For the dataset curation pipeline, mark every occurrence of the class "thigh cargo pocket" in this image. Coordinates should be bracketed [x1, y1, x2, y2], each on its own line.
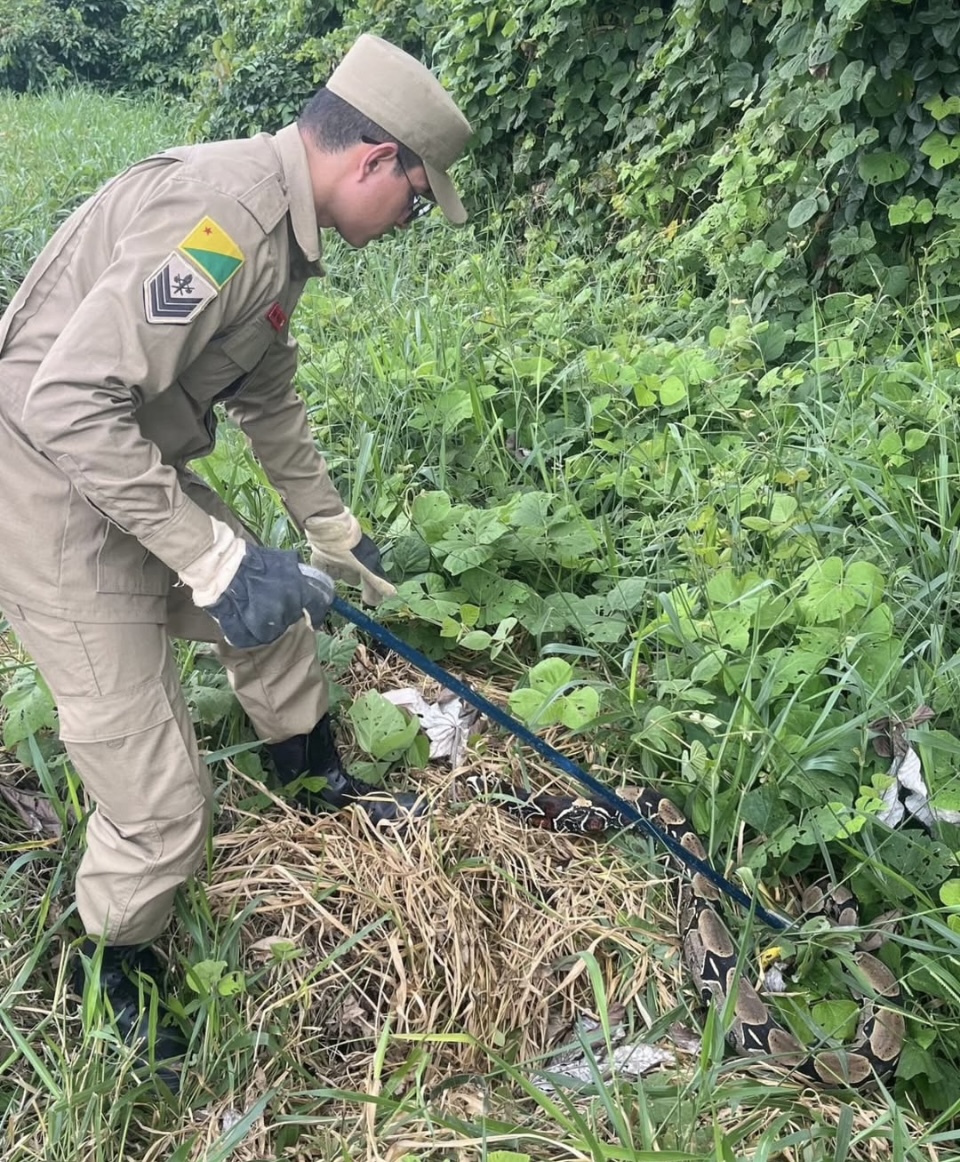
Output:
[58, 677, 208, 823]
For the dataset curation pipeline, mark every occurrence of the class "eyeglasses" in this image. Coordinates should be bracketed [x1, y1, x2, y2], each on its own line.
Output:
[362, 135, 435, 223]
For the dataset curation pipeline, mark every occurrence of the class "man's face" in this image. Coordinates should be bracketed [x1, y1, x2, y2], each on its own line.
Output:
[335, 141, 434, 248]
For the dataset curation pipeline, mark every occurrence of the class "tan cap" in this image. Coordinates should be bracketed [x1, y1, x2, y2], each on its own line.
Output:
[327, 34, 472, 225]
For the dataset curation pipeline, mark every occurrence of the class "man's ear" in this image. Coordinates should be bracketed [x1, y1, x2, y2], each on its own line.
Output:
[362, 140, 398, 176]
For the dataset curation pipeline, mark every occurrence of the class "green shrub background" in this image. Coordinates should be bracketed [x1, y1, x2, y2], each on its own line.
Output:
[2, 0, 959, 314]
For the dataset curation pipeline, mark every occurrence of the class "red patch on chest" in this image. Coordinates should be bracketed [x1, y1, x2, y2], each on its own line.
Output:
[265, 302, 287, 331]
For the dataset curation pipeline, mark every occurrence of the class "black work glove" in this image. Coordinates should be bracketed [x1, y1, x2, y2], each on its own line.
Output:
[204, 544, 335, 649]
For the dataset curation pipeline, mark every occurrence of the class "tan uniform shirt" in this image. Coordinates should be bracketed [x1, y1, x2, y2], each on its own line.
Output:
[0, 123, 343, 622]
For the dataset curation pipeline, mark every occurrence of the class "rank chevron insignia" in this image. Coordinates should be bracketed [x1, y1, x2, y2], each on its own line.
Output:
[178, 217, 244, 288]
[143, 252, 217, 325]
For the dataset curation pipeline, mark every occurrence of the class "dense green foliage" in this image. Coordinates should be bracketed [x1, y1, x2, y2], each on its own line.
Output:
[3, 0, 960, 307]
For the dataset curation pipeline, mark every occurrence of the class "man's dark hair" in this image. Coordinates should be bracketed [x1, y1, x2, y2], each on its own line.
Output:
[299, 88, 422, 172]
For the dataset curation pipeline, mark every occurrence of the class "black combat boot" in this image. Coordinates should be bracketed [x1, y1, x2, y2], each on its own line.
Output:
[73, 940, 186, 1092]
[266, 714, 426, 825]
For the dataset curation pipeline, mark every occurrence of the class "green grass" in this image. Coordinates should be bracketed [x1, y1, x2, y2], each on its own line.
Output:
[0, 86, 189, 308]
[4, 86, 960, 1159]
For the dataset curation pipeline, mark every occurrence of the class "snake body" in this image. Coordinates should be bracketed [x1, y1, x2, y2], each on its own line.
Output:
[466, 776, 905, 1086]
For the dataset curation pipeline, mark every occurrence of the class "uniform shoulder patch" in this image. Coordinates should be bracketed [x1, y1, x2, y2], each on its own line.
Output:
[143, 252, 217, 325]
[178, 216, 245, 288]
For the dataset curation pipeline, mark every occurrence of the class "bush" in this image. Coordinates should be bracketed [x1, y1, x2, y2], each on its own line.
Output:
[2, 0, 959, 310]
[610, 0, 960, 315]
[0, 0, 98, 90]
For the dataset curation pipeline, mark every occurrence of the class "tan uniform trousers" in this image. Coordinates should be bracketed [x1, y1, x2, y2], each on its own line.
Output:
[3, 486, 328, 947]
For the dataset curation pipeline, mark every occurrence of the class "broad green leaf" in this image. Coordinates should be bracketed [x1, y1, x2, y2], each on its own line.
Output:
[812, 999, 859, 1041]
[603, 578, 648, 613]
[925, 95, 960, 120]
[920, 131, 960, 170]
[559, 686, 599, 729]
[706, 609, 750, 651]
[787, 196, 819, 227]
[371, 718, 421, 761]
[190, 685, 237, 727]
[940, 880, 960, 907]
[685, 739, 709, 777]
[770, 493, 798, 524]
[888, 195, 917, 226]
[459, 571, 532, 622]
[436, 388, 475, 433]
[528, 658, 574, 691]
[857, 151, 910, 184]
[2, 679, 57, 747]
[508, 687, 560, 727]
[740, 785, 791, 834]
[852, 637, 901, 688]
[411, 491, 454, 541]
[742, 516, 774, 532]
[460, 630, 493, 650]
[390, 534, 432, 576]
[936, 178, 960, 219]
[857, 602, 894, 637]
[633, 381, 657, 406]
[405, 733, 431, 770]
[691, 647, 726, 684]
[845, 561, 885, 608]
[798, 558, 883, 623]
[507, 491, 552, 529]
[441, 543, 500, 575]
[878, 428, 902, 458]
[658, 375, 687, 406]
[349, 691, 418, 759]
[186, 960, 227, 996]
[217, 971, 246, 997]
[436, 513, 509, 575]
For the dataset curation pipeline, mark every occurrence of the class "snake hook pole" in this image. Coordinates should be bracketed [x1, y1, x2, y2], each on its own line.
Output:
[331, 596, 790, 933]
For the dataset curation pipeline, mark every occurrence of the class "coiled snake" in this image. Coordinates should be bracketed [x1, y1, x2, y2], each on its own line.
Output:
[466, 776, 905, 1086]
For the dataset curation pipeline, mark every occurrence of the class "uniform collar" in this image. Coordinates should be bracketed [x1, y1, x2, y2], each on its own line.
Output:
[274, 123, 322, 264]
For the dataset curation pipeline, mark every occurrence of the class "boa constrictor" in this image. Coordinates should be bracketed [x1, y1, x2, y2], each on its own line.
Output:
[466, 775, 905, 1087]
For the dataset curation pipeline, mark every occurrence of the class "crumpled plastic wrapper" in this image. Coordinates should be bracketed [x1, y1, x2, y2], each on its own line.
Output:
[870, 706, 960, 828]
[877, 745, 960, 829]
[381, 688, 481, 769]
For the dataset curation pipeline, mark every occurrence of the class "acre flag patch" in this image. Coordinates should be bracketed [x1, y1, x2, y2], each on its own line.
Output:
[143, 216, 245, 325]
[178, 217, 244, 288]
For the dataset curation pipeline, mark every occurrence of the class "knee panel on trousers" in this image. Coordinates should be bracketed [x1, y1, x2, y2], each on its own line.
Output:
[57, 675, 213, 823]
[220, 619, 328, 742]
[58, 675, 214, 943]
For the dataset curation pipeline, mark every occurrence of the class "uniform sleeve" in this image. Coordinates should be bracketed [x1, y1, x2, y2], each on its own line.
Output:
[225, 333, 346, 525]
[19, 178, 274, 573]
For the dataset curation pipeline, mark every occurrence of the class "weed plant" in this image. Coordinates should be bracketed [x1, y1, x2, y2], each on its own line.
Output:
[2, 90, 960, 1159]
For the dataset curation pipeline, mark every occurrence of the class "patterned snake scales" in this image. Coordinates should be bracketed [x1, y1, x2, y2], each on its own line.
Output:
[466, 776, 905, 1086]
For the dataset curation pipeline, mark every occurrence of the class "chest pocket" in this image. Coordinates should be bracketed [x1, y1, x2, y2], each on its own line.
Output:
[178, 316, 277, 405]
